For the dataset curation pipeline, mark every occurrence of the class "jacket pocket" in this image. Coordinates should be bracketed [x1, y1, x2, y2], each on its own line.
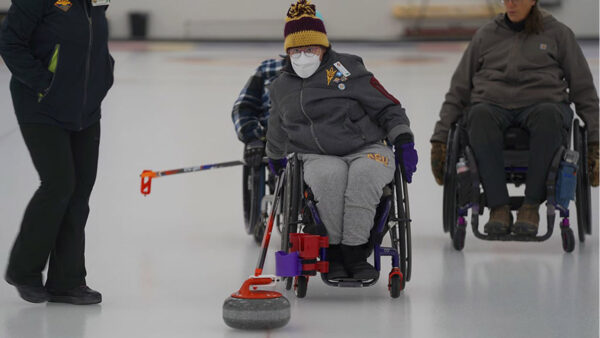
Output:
[107, 53, 115, 90]
[344, 112, 366, 140]
[38, 44, 61, 103]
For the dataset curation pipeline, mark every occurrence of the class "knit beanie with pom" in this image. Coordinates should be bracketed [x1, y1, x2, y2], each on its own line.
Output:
[284, 0, 329, 51]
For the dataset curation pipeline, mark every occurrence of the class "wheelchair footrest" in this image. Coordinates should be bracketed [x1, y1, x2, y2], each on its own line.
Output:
[477, 233, 550, 242]
[275, 234, 329, 277]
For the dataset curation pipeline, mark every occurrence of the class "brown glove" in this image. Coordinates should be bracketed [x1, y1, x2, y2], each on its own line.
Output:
[431, 141, 446, 186]
[589, 142, 599, 187]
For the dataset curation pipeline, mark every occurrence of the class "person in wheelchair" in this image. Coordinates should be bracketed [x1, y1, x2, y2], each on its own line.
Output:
[231, 12, 324, 168]
[430, 0, 599, 236]
[266, 0, 418, 280]
[232, 57, 286, 168]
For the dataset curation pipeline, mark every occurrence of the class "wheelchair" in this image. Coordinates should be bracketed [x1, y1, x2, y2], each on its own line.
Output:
[242, 163, 277, 244]
[442, 117, 592, 252]
[275, 152, 412, 299]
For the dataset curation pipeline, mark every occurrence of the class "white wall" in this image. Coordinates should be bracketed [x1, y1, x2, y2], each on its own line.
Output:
[0, 0, 598, 40]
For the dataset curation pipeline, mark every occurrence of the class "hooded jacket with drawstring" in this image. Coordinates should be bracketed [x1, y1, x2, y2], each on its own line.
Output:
[266, 48, 412, 159]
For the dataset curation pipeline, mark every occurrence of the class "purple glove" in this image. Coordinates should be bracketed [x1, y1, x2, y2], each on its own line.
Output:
[394, 140, 418, 184]
[268, 158, 287, 176]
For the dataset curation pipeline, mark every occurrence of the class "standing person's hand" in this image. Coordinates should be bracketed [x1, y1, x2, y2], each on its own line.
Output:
[430, 141, 447, 186]
[243, 139, 265, 168]
[394, 133, 418, 183]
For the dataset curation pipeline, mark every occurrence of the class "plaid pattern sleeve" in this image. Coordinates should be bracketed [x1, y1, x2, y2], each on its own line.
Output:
[231, 58, 285, 143]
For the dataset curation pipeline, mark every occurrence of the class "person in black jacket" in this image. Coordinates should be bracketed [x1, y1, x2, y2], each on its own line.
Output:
[0, 0, 114, 305]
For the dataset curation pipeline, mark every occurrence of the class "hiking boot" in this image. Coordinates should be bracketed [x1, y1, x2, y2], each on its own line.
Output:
[326, 245, 349, 280]
[512, 203, 540, 236]
[5, 274, 49, 304]
[341, 245, 379, 280]
[47, 285, 102, 305]
[484, 205, 512, 235]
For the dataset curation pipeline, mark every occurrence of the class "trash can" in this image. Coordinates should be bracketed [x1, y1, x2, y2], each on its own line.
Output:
[129, 12, 149, 39]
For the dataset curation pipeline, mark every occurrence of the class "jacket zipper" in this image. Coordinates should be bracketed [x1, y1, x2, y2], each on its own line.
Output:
[508, 35, 520, 103]
[299, 80, 327, 154]
[82, 0, 93, 130]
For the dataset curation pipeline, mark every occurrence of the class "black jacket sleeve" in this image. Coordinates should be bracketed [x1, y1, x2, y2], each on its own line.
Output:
[0, 0, 53, 93]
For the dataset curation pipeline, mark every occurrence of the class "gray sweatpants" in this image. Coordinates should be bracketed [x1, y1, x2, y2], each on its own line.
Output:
[300, 143, 396, 246]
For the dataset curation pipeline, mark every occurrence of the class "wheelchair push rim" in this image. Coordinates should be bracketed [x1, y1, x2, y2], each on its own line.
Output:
[443, 123, 460, 237]
[242, 165, 266, 235]
[573, 119, 592, 242]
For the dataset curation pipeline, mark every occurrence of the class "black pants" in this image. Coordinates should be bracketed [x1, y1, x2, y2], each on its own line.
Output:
[467, 102, 572, 208]
[6, 122, 100, 290]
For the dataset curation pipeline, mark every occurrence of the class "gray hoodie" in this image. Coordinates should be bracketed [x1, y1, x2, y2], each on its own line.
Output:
[266, 49, 412, 158]
[431, 12, 599, 144]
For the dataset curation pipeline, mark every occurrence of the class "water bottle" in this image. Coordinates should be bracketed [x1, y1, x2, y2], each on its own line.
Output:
[456, 157, 471, 206]
[555, 150, 579, 209]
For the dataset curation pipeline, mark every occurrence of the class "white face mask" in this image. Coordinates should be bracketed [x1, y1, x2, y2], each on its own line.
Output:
[291, 52, 321, 79]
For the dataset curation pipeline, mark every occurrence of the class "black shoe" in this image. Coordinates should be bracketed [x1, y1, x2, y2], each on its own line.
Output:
[327, 261, 350, 280]
[325, 245, 350, 279]
[341, 245, 379, 280]
[47, 286, 102, 305]
[5, 274, 49, 303]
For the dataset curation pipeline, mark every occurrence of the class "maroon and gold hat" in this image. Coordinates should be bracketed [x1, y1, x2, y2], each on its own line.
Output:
[284, 0, 329, 51]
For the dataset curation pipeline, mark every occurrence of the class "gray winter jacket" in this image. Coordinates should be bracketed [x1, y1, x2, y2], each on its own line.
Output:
[266, 49, 412, 158]
[431, 12, 599, 144]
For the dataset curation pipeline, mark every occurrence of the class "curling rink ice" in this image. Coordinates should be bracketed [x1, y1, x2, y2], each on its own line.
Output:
[0, 41, 598, 338]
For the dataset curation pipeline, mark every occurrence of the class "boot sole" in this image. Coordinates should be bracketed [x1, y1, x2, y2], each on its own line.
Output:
[484, 225, 510, 235]
[351, 272, 379, 280]
[18, 292, 48, 303]
[326, 273, 351, 280]
[48, 295, 102, 305]
[484, 222, 510, 235]
[6, 275, 49, 303]
[512, 222, 538, 236]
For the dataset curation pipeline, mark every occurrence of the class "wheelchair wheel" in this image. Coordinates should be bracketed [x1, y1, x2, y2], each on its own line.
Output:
[285, 277, 293, 291]
[388, 274, 403, 298]
[561, 227, 575, 253]
[242, 165, 266, 235]
[280, 156, 301, 253]
[252, 220, 265, 245]
[294, 276, 308, 298]
[452, 222, 466, 251]
[393, 170, 411, 285]
[443, 125, 460, 237]
[573, 120, 592, 242]
[280, 156, 302, 293]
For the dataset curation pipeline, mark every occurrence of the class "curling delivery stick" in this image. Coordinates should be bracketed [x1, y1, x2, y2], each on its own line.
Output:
[140, 160, 244, 196]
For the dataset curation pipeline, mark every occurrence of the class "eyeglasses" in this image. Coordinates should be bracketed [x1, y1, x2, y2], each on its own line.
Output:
[289, 46, 321, 59]
[499, 0, 523, 4]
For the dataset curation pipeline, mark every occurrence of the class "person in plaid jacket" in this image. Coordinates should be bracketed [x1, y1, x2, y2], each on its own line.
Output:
[231, 57, 286, 167]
